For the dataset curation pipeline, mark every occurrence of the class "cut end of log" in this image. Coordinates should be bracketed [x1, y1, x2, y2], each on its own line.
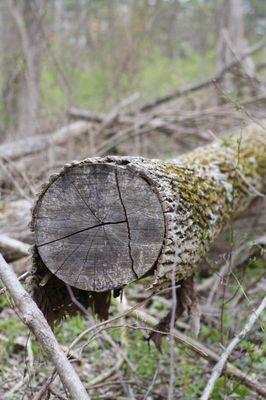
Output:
[33, 161, 165, 292]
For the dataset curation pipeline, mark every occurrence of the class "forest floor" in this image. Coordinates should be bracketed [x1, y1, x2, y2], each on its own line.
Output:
[0, 232, 265, 399]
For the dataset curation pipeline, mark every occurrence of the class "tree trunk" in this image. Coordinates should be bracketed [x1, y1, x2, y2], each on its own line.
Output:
[29, 123, 266, 323]
[0, 0, 44, 138]
[216, 0, 256, 97]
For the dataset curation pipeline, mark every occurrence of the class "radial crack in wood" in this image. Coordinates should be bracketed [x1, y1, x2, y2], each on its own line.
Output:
[115, 169, 138, 280]
[33, 163, 165, 291]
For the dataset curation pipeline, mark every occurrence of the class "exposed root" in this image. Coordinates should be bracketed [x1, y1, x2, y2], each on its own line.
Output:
[29, 245, 112, 327]
[149, 275, 201, 351]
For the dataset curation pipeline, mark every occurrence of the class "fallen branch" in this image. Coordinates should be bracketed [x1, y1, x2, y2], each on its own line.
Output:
[0, 121, 90, 161]
[85, 349, 124, 388]
[139, 39, 266, 112]
[33, 371, 57, 400]
[68, 95, 266, 158]
[74, 310, 266, 398]
[0, 158, 32, 200]
[0, 253, 90, 400]
[94, 118, 156, 155]
[201, 295, 266, 400]
[67, 108, 107, 123]
[0, 234, 30, 262]
[29, 290, 164, 397]
[93, 93, 140, 142]
[68, 93, 139, 125]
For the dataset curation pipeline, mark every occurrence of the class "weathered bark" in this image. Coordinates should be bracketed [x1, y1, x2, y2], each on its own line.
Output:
[30, 123, 265, 322]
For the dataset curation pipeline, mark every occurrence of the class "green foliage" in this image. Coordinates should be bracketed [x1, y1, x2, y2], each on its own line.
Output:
[73, 68, 109, 109]
[0, 292, 11, 311]
[0, 318, 27, 359]
[56, 314, 85, 343]
[125, 331, 159, 379]
[38, 46, 216, 115]
[211, 377, 250, 399]
[41, 62, 66, 112]
[247, 256, 264, 270]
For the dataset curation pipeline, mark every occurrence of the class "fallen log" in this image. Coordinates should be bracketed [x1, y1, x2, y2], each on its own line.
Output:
[29, 121, 266, 324]
[0, 121, 90, 161]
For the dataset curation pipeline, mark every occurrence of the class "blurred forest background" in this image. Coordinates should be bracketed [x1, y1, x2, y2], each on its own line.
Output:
[0, 0, 265, 139]
[0, 1, 266, 399]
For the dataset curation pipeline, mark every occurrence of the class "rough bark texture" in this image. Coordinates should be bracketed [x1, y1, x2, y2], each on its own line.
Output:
[30, 123, 266, 323]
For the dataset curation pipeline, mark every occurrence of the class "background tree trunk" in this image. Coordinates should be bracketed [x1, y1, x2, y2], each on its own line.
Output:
[0, 0, 44, 138]
[216, 0, 256, 98]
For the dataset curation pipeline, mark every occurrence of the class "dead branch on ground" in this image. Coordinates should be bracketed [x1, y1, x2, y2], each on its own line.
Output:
[0, 253, 90, 400]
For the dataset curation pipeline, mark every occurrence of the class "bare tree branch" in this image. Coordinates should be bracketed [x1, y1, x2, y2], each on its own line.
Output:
[0, 121, 90, 161]
[0, 234, 30, 261]
[0, 253, 90, 400]
[201, 295, 266, 400]
[139, 39, 265, 112]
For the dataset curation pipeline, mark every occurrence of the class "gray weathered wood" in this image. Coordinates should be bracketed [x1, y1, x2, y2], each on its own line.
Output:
[0, 121, 90, 161]
[0, 234, 30, 262]
[34, 163, 165, 291]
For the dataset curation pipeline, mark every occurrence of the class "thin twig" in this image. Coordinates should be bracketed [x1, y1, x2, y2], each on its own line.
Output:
[0, 271, 30, 296]
[126, 305, 266, 397]
[201, 295, 266, 400]
[33, 371, 57, 400]
[32, 287, 176, 397]
[138, 39, 266, 112]
[167, 268, 177, 400]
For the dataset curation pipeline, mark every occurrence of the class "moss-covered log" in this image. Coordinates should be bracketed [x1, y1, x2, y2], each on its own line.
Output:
[30, 123, 266, 322]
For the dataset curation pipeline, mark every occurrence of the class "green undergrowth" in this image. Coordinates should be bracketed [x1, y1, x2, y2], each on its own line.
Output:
[39, 48, 215, 117]
[0, 255, 265, 399]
